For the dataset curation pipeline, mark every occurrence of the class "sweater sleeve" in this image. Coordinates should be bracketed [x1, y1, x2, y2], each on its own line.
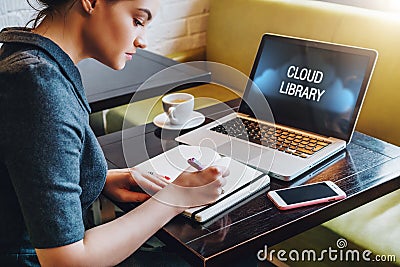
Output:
[2, 57, 87, 248]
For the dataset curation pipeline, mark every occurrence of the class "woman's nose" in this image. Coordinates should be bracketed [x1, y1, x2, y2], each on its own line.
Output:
[134, 36, 147, 49]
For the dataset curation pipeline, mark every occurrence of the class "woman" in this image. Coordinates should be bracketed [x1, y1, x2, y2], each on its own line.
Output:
[0, 0, 228, 266]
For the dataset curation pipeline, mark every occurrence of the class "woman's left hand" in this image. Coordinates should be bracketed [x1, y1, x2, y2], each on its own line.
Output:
[102, 168, 169, 203]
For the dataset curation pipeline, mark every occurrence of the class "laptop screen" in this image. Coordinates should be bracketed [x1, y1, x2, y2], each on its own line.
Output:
[239, 34, 377, 142]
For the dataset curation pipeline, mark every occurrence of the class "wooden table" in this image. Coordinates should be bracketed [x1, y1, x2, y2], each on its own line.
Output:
[98, 100, 400, 267]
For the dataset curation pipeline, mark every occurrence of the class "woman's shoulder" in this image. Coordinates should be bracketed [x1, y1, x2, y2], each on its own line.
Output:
[1, 48, 85, 117]
[1, 47, 59, 76]
[2, 47, 72, 92]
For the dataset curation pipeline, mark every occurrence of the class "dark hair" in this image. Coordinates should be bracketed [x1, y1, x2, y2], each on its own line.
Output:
[26, 0, 77, 28]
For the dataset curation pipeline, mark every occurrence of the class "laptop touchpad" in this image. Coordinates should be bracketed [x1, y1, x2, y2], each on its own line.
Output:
[216, 140, 262, 162]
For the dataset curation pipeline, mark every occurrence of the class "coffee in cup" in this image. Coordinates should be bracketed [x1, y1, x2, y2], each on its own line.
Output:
[170, 99, 189, 104]
[162, 93, 194, 125]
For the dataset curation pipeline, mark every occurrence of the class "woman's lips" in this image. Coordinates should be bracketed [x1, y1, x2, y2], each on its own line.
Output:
[125, 50, 136, 60]
[125, 53, 134, 60]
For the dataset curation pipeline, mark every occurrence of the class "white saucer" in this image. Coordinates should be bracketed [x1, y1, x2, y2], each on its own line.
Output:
[153, 111, 205, 130]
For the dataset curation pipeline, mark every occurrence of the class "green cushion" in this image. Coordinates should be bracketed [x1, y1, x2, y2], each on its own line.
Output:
[89, 111, 106, 136]
[323, 189, 400, 265]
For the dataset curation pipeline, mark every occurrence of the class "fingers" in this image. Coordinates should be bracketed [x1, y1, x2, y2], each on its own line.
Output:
[200, 166, 228, 181]
[199, 171, 226, 199]
[120, 192, 151, 203]
[219, 176, 227, 187]
[129, 168, 169, 187]
[220, 167, 230, 178]
[187, 167, 227, 196]
[141, 171, 169, 187]
[151, 165, 229, 207]
[130, 170, 166, 195]
[203, 166, 227, 191]
[206, 166, 230, 178]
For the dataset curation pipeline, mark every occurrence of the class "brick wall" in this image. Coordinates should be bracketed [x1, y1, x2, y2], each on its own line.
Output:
[0, 0, 210, 56]
[148, 0, 210, 55]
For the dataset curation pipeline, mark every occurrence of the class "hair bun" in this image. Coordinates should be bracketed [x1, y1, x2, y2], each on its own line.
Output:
[27, 0, 72, 28]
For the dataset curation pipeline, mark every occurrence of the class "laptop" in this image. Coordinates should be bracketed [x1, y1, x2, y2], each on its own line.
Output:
[176, 33, 378, 181]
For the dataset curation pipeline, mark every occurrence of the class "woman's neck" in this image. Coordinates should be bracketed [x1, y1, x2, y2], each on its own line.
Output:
[32, 15, 87, 64]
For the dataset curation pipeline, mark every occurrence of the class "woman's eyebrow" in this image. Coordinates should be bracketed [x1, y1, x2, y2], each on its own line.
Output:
[138, 8, 152, 21]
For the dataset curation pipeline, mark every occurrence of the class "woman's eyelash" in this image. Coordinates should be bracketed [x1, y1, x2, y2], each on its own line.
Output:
[134, 18, 145, 27]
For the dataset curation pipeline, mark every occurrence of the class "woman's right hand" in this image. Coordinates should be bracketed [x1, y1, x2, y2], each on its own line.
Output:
[153, 166, 229, 210]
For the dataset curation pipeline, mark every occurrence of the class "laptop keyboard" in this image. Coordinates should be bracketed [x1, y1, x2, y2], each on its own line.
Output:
[210, 118, 332, 158]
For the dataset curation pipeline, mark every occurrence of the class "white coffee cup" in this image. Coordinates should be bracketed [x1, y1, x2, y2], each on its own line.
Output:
[162, 93, 194, 125]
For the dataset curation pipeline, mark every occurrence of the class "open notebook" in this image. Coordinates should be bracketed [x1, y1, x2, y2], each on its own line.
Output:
[135, 145, 270, 222]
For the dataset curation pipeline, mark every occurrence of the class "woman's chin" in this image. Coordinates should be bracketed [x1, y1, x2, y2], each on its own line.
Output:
[109, 60, 127, 71]
[94, 57, 126, 70]
[114, 64, 126, 71]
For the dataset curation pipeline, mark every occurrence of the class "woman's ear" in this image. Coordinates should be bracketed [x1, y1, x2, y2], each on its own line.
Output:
[81, 0, 97, 14]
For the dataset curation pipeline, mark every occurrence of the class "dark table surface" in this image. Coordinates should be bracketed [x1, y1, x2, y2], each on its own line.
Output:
[78, 49, 211, 112]
[98, 99, 400, 267]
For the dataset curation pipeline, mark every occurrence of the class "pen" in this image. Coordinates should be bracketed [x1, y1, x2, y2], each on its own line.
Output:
[187, 157, 205, 170]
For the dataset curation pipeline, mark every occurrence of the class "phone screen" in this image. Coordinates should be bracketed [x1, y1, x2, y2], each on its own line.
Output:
[276, 183, 338, 204]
